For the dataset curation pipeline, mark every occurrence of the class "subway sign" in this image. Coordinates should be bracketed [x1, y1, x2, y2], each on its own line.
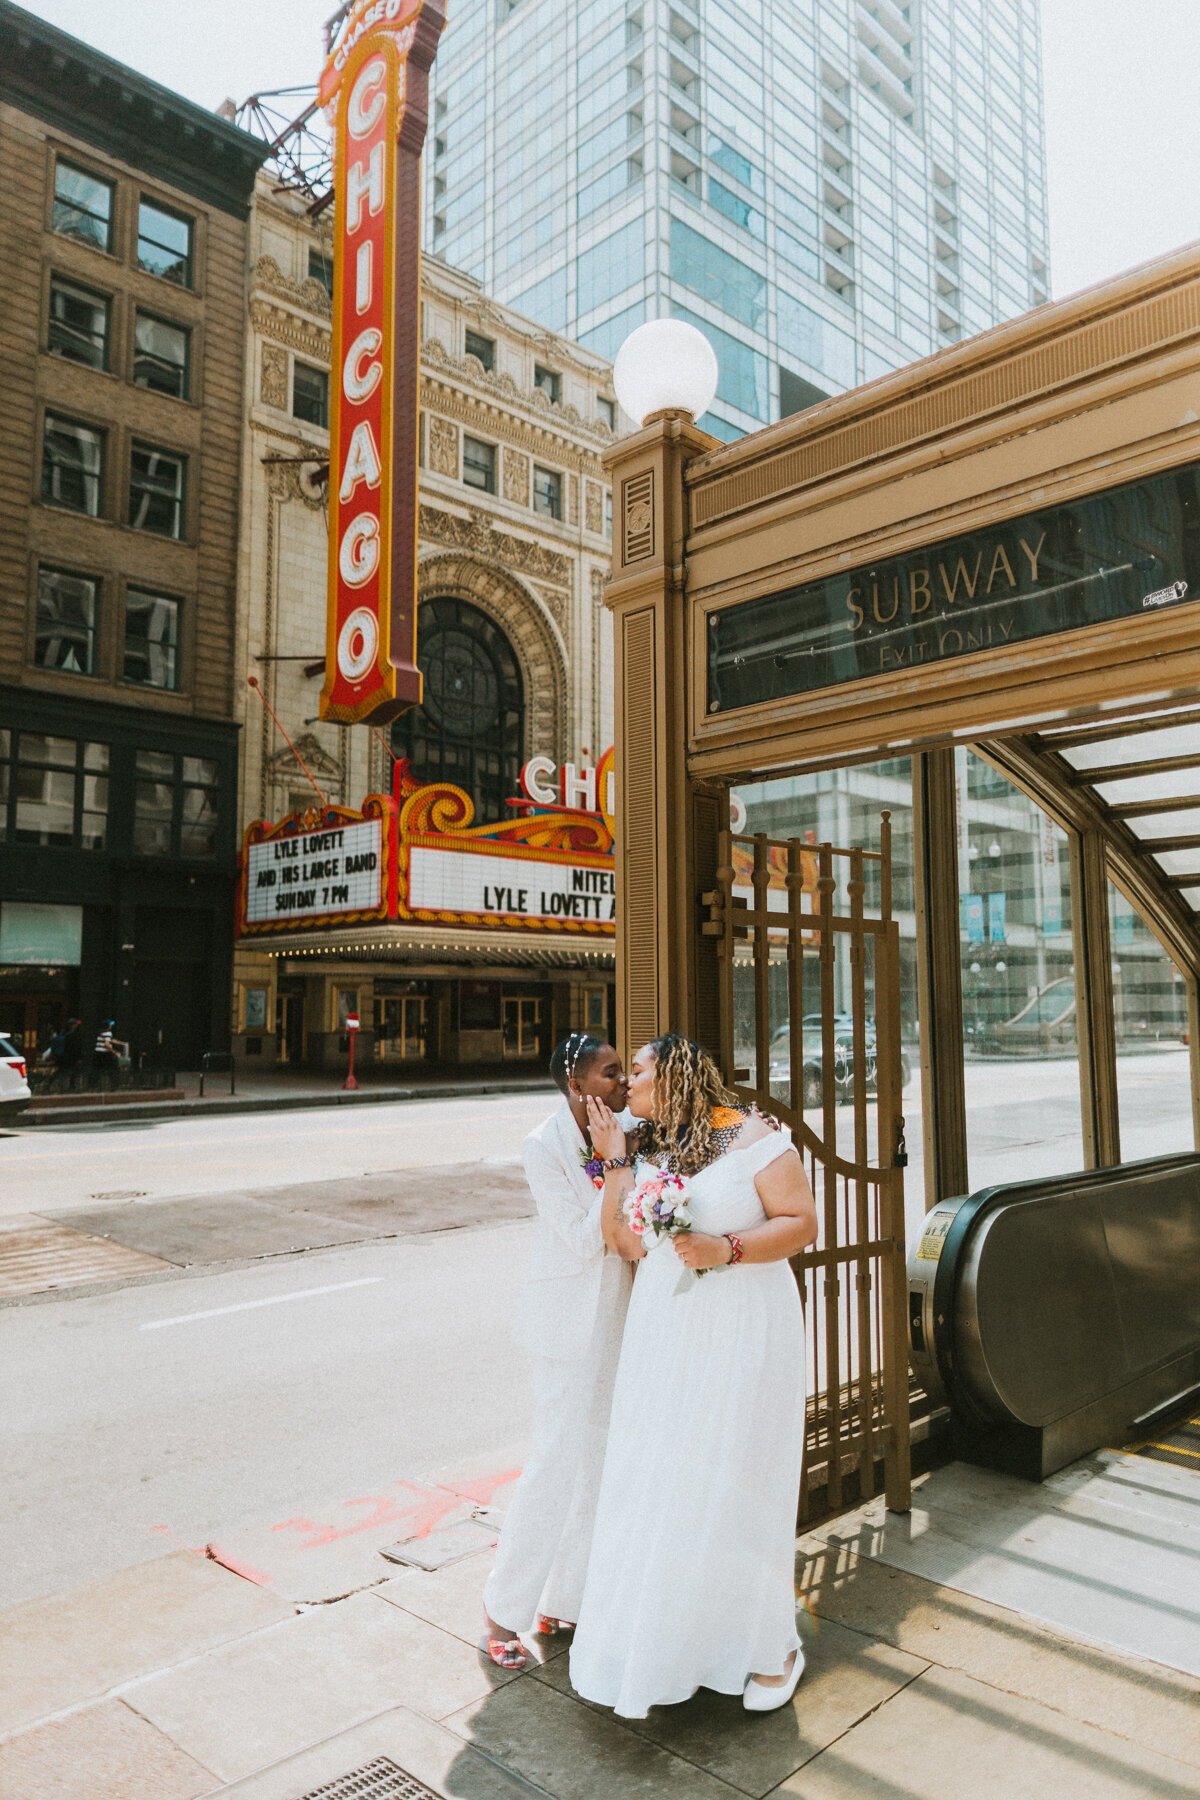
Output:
[318, 0, 445, 725]
[708, 458, 1200, 711]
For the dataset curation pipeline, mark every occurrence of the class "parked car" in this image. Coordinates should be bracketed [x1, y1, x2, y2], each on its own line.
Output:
[0, 1035, 32, 1120]
[767, 1021, 912, 1109]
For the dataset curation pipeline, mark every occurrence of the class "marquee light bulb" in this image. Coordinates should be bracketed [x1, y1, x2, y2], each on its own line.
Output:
[613, 319, 719, 428]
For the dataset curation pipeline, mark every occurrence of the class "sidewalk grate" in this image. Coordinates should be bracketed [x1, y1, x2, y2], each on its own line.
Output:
[294, 1760, 440, 1799]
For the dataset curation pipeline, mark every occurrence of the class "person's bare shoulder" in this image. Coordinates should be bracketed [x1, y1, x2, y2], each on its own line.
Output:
[727, 1106, 777, 1152]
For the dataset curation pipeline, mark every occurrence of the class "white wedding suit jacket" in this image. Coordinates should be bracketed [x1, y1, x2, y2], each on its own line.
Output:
[511, 1100, 634, 1363]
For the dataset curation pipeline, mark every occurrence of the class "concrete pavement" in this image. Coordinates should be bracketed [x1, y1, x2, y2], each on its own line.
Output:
[2, 1460, 1198, 1799]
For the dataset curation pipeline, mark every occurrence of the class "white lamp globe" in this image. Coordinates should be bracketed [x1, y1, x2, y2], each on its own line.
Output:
[613, 319, 719, 427]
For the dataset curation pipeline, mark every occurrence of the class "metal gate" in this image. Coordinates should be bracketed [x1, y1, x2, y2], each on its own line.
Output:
[704, 812, 911, 1520]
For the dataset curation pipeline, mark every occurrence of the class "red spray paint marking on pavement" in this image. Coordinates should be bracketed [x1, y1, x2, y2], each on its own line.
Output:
[206, 1545, 273, 1586]
[269, 1466, 522, 1550]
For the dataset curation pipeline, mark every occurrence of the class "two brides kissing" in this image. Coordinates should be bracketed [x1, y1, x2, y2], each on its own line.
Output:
[483, 1027, 818, 1720]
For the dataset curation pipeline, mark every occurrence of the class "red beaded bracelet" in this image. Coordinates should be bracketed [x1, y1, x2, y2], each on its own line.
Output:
[724, 1232, 744, 1265]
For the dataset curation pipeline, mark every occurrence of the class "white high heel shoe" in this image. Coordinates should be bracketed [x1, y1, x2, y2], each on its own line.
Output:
[743, 1645, 805, 1712]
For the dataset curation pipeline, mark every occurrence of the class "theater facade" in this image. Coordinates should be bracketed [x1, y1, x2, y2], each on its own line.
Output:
[231, 175, 622, 1070]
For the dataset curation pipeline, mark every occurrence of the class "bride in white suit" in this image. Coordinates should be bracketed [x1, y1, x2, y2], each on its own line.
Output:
[569, 1033, 818, 1718]
[482, 1032, 635, 1669]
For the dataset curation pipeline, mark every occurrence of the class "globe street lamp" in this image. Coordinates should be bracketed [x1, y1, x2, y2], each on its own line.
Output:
[613, 319, 719, 428]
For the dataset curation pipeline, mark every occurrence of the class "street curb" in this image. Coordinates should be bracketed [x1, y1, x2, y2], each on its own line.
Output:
[16, 1078, 556, 1129]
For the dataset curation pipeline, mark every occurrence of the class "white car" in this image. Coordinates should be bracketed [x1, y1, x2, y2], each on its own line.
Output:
[0, 1036, 32, 1120]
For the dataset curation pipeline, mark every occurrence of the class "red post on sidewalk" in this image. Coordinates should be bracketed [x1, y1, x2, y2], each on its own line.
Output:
[344, 1012, 360, 1091]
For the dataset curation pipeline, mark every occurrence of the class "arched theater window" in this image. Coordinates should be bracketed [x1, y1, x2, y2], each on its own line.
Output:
[393, 595, 524, 824]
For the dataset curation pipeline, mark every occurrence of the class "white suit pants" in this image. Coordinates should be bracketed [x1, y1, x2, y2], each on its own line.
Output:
[483, 1337, 619, 1633]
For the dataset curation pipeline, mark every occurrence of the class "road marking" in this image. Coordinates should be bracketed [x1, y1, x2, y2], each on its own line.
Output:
[140, 1277, 384, 1330]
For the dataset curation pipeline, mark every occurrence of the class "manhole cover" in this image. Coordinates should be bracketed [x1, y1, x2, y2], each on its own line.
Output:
[295, 1758, 440, 1799]
[88, 1190, 148, 1200]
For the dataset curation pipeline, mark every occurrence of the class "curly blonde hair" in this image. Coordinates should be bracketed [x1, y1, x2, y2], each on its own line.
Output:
[639, 1033, 741, 1175]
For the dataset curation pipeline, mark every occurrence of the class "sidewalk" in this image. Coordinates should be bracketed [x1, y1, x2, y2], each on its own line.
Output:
[16, 1065, 556, 1129]
[2, 1453, 1196, 1799]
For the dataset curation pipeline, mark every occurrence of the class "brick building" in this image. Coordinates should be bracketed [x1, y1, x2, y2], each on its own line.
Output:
[0, 1, 267, 1066]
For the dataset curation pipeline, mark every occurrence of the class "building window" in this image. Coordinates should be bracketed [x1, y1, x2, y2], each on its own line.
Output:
[42, 415, 104, 515]
[129, 444, 186, 537]
[533, 465, 563, 520]
[134, 313, 189, 398]
[308, 248, 333, 296]
[125, 589, 181, 690]
[2, 733, 108, 851]
[137, 198, 193, 286]
[393, 594, 524, 826]
[463, 434, 496, 493]
[53, 161, 113, 253]
[181, 756, 220, 857]
[533, 363, 561, 404]
[133, 749, 175, 855]
[48, 278, 109, 370]
[597, 395, 616, 428]
[464, 328, 495, 370]
[292, 361, 329, 428]
[604, 490, 613, 538]
[133, 749, 221, 859]
[35, 568, 98, 675]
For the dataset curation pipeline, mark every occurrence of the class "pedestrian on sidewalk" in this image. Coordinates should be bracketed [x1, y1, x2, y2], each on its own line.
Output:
[482, 1031, 637, 1671]
[91, 1019, 128, 1085]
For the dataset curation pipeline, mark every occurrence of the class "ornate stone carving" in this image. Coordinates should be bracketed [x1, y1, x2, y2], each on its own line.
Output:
[503, 447, 530, 506]
[533, 584, 569, 631]
[418, 505, 572, 585]
[417, 551, 567, 758]
[267, 735, 341, 782]
[420, 335, 612, 443]
[591, 567, 607, 604]
[266, 457, 327, 512]
[568, 474, 579, 527]
[260, 343, 288, 410]
[253, 254, 333, 319]
[585, 481, 603, 535]
[428, 416, 459, 477]
[250, 299, 331, 363]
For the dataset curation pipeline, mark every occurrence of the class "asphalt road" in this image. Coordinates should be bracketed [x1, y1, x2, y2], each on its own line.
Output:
[0, 1088, 559, 1216]
[0, 1221, 538, 1609]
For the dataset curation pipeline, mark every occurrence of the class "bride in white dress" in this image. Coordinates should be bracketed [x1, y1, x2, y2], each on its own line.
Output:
[569, 1033, 818, 1720]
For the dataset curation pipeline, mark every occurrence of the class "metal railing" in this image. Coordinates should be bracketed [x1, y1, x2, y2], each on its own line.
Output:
[198, 1051, 236, 1097]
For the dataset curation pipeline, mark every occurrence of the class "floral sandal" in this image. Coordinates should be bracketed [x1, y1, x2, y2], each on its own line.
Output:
[485, 1634, 527, 1670]
[536, 1614, 576, 1636]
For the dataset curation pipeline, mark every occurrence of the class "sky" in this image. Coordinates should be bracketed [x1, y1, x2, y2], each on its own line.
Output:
[27, 0, 1200, 304]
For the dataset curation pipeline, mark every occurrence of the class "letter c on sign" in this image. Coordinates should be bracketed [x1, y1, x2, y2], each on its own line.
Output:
[339, 514, 380, 588]
[344, 329, 383, 403]
[348, 57, 387, 139]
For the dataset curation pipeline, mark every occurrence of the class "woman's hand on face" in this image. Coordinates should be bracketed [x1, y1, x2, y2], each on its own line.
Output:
[674, 1232, 731, 1270]
[586, 1094, 627, 1161]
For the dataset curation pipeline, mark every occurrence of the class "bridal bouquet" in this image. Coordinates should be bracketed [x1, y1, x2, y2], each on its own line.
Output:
[624, 1170, 715, 1294]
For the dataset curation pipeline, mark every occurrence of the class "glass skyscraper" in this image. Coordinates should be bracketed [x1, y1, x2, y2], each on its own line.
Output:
[425, 0, 1050, 440]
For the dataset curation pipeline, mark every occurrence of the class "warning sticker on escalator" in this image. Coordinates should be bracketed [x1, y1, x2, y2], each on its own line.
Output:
[916, 1211, 955, 1261]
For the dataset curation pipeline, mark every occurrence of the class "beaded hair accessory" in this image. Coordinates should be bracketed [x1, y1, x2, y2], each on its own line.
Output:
[564, 1032, 588, 1081]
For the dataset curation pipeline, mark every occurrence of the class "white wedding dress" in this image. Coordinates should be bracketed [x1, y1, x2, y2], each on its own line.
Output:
[568, 1130, 806, 1719]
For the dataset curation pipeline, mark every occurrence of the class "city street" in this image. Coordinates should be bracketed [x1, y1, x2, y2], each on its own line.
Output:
[3, 1054, 1193, 1617]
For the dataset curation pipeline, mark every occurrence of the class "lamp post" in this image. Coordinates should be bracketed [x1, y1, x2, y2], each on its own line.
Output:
[343, 1011, 360, 1091]
[604, 320, 721, 1059]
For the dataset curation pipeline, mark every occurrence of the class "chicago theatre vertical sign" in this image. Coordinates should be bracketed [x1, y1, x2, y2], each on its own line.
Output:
[319, 0, 445, 725]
